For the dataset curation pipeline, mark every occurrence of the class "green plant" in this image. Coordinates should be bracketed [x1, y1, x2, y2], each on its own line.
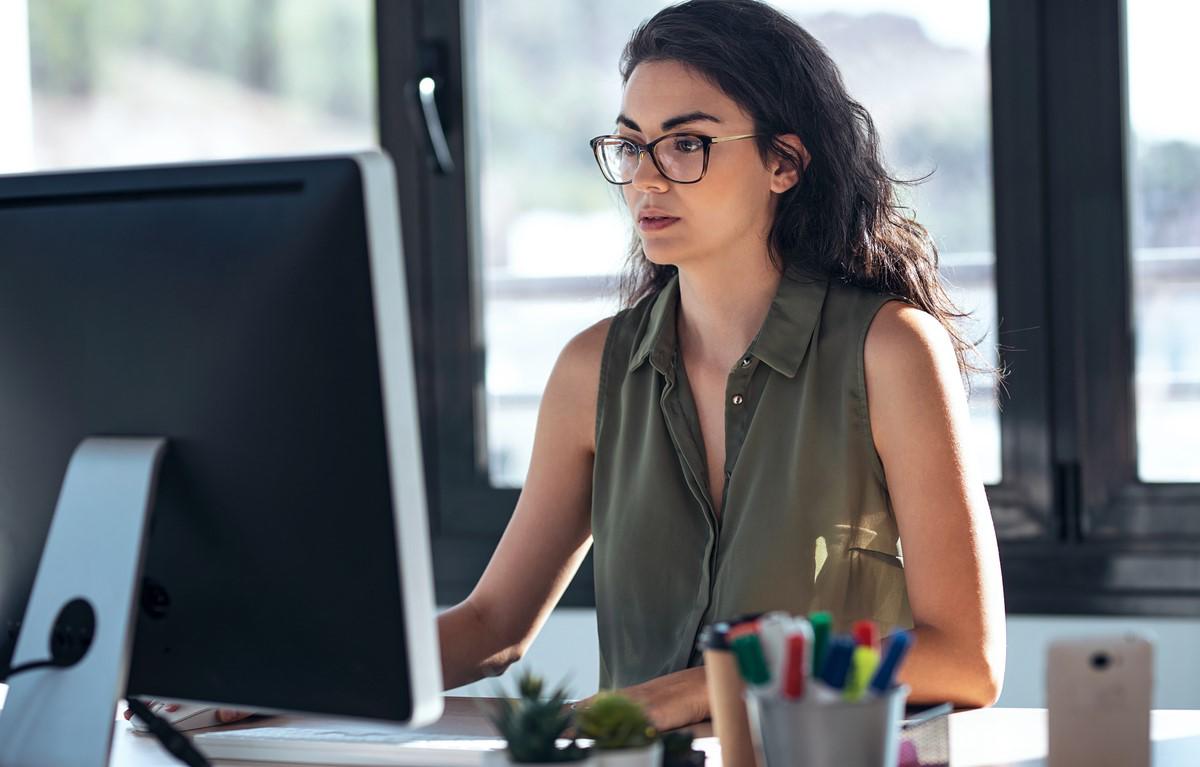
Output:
[489, 671, 588, 763]
[574, 692, 658, 750]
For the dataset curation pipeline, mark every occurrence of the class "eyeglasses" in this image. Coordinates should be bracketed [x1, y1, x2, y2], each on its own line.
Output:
[588, 131, 760, 185]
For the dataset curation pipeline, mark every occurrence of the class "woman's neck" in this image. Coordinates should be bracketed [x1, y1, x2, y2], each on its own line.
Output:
[675, 251, 782, 374]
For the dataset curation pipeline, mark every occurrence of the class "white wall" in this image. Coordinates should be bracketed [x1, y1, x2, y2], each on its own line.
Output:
[0, 0, 34, 172]
[449, 608, 600, 701]
[1000, 615, 1200, 709]
[446, 608, 1200, 709]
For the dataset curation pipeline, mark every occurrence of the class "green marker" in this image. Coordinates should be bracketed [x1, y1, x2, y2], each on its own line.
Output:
[730, 632, 771, 687]
[809, 611, 832, 677]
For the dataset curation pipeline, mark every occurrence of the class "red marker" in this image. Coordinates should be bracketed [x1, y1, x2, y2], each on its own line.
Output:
[782, 632, 807, 699]
[852, 620, 880, 652]
[727, 621, 760, 642]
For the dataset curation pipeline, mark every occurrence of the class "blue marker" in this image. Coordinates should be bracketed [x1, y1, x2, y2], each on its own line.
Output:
[819, 636, 855, 690]
[869, 630, 913, 695]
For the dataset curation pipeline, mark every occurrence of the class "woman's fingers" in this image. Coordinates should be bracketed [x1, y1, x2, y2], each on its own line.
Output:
[216, 709, 252, 724]
[122, 700, 174, 720]
[124, 702, 250, 726]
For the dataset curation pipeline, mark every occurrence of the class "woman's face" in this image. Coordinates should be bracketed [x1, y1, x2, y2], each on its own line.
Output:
[616, 60, 801, 269]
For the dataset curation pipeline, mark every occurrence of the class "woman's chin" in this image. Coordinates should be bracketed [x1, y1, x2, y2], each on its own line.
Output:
[641, 241, 686, 267]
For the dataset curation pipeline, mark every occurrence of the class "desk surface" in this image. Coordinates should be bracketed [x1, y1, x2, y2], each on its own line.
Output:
[105, 698, 1200, 767]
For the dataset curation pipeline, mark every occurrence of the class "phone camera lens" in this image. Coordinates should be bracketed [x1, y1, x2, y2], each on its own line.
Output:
[1091, 652, 1111, 670]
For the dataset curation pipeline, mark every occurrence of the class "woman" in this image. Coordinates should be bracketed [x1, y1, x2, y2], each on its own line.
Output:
[134, 0, 1004, 734]
[445, 0, 1005, 730]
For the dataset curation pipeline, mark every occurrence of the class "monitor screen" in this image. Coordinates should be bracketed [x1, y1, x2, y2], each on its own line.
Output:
[0, 154, 441, 725]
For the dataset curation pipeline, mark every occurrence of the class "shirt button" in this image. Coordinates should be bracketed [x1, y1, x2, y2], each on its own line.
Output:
[740, 357, 752, 368]
[731, 394, 744, 406]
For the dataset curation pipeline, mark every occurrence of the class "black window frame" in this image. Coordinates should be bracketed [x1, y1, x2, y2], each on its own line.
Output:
[377, 0, 1200, 613]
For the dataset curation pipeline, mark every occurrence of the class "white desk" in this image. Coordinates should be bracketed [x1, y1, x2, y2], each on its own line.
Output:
[102, 698, 1200, 767]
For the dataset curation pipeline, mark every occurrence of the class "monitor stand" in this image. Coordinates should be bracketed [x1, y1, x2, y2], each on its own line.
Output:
[0, 437, 166, 767]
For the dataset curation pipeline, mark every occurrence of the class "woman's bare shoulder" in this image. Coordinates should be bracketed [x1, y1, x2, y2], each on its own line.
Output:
[540, 316, 615, 453]
[557, 316, 613, 376]
[863, 300, 957, 384]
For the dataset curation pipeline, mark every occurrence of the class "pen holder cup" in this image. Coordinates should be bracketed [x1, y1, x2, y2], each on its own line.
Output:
[744, 685, 909, 767]
[702, 647, 757, 767]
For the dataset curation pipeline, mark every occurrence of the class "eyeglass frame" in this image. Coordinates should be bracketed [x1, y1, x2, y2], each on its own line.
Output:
[588, 131, 762, 185]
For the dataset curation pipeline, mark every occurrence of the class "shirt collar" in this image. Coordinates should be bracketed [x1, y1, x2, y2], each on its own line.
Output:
[628, 269, 829, 379]
[748, 269, 829, 377]
[628, 273, 682, 377]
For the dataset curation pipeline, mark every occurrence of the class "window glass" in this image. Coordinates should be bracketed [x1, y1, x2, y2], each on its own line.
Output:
[468, 0, 999, 487]
[0, 0, 375, 174]
[1126, 1, 1200, 482]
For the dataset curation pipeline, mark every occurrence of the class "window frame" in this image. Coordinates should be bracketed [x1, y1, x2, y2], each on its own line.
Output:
[377, 0, 1200, 613]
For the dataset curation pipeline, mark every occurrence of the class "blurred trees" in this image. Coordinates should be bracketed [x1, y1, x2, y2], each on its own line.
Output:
[25, 0, 1197, 252]
[28, 0, 372, 121]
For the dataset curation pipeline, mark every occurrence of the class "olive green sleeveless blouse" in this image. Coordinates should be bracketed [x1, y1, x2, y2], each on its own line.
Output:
[591, 269, 914, 690]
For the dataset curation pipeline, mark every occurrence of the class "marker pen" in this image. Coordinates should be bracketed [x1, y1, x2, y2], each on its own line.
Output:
[731, 631, 772, 689]
[869, 630, 913, 695]
[781, 631, 808, 700]
[844, 645, 880, 701]
[819, 636, 855, 691]
[852, 620, 880, 652]
[808, 611, 832, 678]
[756, 611, 792, 696]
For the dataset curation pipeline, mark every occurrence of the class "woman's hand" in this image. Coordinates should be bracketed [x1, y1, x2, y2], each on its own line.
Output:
[575, 667, 710, 733]
[122, 702, 251, 726]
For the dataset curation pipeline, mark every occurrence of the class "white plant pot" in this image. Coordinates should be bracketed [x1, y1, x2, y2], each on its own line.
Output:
[481, 748, 599, 767]
[593, 741, 663, 767]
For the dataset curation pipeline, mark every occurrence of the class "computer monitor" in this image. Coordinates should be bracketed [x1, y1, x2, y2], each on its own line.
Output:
[0, 153, 443, 760]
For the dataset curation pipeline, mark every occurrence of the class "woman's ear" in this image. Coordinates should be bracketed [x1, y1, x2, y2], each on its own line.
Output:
[770, 134, 810, 194]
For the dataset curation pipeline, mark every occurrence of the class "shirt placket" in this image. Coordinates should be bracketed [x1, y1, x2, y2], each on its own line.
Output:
[656, 351, 724, 672]
[721, 353, 759, 515]
[672, 352, 765, 667]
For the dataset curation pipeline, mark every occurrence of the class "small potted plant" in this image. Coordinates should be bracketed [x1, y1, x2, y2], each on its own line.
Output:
[574, 692, 662, 767]
[485, 671, 590, 765]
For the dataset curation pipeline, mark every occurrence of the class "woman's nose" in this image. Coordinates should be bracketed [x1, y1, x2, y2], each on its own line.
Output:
[630, 148, 668, 191]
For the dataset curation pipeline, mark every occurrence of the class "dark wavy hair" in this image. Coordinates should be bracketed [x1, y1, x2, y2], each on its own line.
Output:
[617, 0, 989, 379]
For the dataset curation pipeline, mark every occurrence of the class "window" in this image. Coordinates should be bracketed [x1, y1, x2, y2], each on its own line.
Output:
[21, 1, 1184, 610]
[400, 0, 1200, 611]
[1126, 0, 1200, 482]
[4, 0, 375, 174]
[469, 0, 1000, 488]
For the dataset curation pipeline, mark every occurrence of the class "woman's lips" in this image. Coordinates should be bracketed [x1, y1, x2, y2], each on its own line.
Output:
[638, 216, 680, 232]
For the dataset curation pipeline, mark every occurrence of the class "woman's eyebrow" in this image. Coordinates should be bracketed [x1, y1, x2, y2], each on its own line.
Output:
[615, 111, 723, 133]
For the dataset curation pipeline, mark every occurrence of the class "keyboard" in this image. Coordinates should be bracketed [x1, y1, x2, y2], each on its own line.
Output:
[193, 722, 532, 766]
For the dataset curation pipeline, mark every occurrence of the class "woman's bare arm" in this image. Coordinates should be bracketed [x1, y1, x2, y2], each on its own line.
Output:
[864, 301, 1007, 708]
[438, 318, 610, 690]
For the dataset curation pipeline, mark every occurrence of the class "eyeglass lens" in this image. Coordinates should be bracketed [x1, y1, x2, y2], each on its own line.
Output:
[597, 135, 706, 183]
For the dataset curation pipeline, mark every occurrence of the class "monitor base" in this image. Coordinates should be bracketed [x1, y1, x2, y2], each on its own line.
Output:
[0, 437, 166, 767]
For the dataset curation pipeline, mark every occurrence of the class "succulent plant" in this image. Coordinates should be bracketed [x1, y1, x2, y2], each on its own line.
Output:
[489, 671, 588, 763]
[574, 692, 658, 750]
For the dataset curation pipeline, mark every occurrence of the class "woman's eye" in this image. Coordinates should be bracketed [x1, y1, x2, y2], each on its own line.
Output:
[674, 137, 702, 153]
[617, 142, 639, 157]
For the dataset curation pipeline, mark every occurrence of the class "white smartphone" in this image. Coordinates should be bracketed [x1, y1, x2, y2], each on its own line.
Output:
[1046, 633, 1153, 767]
